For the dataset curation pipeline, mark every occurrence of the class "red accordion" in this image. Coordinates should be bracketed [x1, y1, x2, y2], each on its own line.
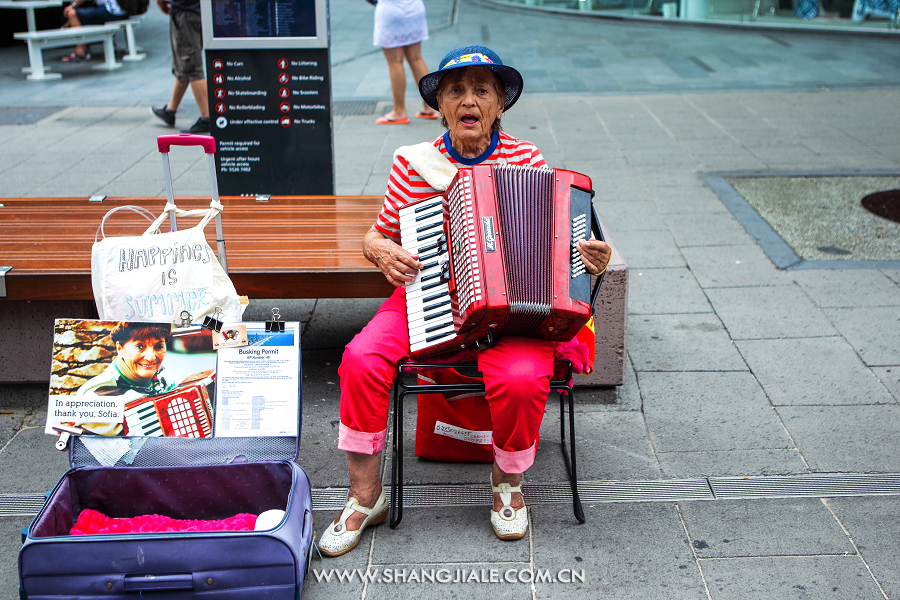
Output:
[123, 371, 214, 438]
[400, 165, 603, 360]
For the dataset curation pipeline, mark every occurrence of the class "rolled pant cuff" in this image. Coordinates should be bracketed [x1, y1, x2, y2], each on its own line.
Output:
[493, 440, 537, 473]
[338, 423, 387, 454]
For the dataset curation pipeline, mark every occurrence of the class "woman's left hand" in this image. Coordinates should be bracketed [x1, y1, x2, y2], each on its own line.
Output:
[577, 238, 612, 276]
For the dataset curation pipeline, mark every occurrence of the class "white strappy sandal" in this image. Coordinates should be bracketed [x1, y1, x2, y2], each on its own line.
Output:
[318, 490, 388, 557]
[490, 476, 528, 540]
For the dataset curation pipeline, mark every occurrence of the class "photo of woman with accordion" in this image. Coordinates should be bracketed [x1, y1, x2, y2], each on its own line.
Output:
[54, 321, 216, 439]
[318, 45, 612, 556]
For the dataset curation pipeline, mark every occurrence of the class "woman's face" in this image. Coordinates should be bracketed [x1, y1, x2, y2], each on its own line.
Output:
[437, 67, 504, 151]
[116, 337, 166, 380]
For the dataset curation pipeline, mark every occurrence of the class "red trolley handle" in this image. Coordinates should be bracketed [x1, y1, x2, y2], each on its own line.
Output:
[157, 133, 216, 154]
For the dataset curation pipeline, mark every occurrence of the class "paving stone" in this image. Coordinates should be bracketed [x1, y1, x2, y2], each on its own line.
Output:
[637, 168, 705, 188]
[650, 187, 732, 216]
[0, 410, 28, 452]
[573, 356, 641, 412]
[792, 270, 900, 309]
[871, 367, 900, 402]
[590, 175, 653, 203]
[706, 285, 838, 340]
[364, 564, 533, 599]
[777, 405, 900, 473]
[0, 427, 70, 494]
[612, 230, 686, 269]
[823, 307, 900, 366]
[680, 498, 853, 558]
[629, 314, 747, 372]
[665, 212, 753, 249]
[737, 337, 896, 406]
[695, 152, 771, 171]
[641, 371, 793, 453]
[700, 555, 884, 600]
[595, 200, 669, 233]
[371, 505, 529, 565]
[827, 497, 900, 600]
[656, 448, 808, 478]
[302, 298, 388, 351]
[298, 348, 347, 488]
[302, 510, 370, 600]
[0, 517, 33, 597]
[532, 409, 663, 482]
[531, 502, 707, 599]
[681, 244, 791, 288]
[627, 268, 712, 315]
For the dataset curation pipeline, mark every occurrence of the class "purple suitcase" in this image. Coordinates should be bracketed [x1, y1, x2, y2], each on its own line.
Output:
[19, 427, 313, 600]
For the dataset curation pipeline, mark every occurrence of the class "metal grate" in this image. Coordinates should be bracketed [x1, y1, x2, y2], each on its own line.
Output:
[0, 106, 64, 125]
[8, 474, 900, 517]
[312, 487, 350, 510]
[332, 100, 379, 117]
[709, 473, 900, 500]
[0, 494, 47, 517]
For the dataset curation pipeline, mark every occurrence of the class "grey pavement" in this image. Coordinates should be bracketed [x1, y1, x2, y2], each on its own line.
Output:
[2, 0, 900, 598]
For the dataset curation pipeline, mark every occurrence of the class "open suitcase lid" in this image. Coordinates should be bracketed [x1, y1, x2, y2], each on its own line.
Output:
[69, 430, 301, 468]
[68, 322, 302, 469]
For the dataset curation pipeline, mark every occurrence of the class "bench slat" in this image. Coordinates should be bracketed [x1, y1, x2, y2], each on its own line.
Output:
[0, 196, 395, 300]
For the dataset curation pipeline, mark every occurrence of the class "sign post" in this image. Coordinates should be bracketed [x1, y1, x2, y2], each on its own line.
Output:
[201, 0, 333, 196]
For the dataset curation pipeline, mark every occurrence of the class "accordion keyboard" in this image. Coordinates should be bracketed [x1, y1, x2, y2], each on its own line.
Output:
[399, 198, 455, 355]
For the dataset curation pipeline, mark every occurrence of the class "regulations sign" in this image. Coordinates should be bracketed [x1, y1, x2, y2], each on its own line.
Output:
[205, 47, 334, 196]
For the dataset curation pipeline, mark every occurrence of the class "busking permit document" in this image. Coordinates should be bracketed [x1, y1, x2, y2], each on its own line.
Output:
[213, 322, 300, 437]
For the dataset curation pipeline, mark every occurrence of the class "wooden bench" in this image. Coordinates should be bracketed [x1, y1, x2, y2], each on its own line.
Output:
[13, 17, 143, 81]
[0, 196, 627, 386]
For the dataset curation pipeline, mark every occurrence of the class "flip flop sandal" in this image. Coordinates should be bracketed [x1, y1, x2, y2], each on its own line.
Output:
[416, 111, 440, 120]
[375, 115, 410, 125]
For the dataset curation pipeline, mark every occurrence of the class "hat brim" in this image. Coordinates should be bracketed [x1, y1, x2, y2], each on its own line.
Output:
[418, 63, 523, 113]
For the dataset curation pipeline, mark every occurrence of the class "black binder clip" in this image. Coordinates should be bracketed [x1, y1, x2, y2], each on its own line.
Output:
[266, 308, 285, 333]
[202, 307, 224, 333]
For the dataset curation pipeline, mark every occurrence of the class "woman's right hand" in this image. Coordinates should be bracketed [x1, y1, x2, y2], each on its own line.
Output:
[364, 230, 422, 288]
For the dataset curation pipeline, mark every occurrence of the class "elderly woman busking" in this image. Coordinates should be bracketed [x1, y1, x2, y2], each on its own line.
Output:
[318, 46, 611, 556]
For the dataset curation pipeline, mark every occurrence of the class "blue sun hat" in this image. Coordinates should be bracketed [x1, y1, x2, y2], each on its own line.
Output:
[418, 45, 524, 112]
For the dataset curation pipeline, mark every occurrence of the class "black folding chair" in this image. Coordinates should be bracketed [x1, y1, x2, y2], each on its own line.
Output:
[388, 358, 585, 528]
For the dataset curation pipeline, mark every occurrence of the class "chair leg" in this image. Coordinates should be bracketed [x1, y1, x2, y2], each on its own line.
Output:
[389, 382, 404, 528]
[558, 387, 585, 523]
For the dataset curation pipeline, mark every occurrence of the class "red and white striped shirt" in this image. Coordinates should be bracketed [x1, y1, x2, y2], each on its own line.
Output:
[373, 132, 546, 244]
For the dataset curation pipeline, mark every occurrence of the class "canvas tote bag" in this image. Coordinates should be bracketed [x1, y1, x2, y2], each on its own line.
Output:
[91, 201, 243, 323]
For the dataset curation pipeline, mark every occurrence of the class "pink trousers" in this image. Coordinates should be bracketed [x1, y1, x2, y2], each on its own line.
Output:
[337, 287, 555, 473]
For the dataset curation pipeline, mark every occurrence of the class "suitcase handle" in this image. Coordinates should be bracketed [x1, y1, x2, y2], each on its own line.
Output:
[157, 133, 216, 154]
[124, 573, 193, 592]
